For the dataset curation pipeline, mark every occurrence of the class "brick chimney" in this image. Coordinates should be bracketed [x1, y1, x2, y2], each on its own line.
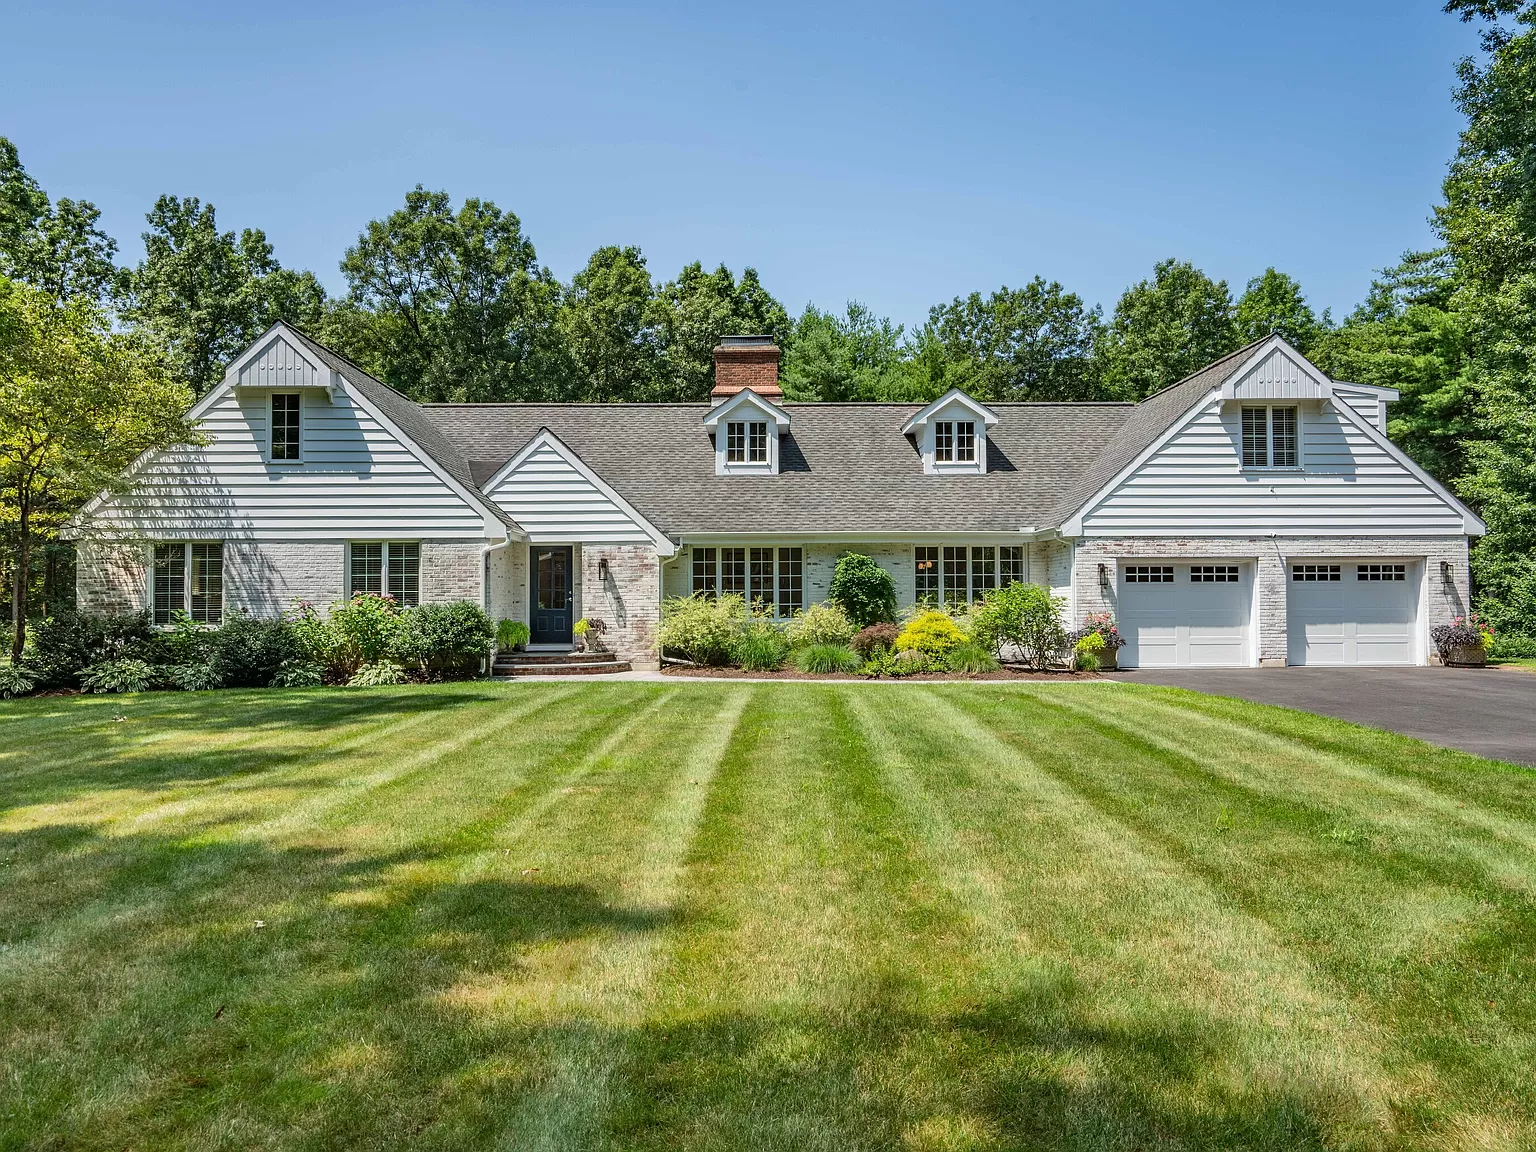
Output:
[711, 335, 782, 402]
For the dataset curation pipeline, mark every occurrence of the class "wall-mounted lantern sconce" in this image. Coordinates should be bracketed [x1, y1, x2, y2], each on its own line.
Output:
[598, 558, 611, 581]
[1098, 562, 1109, 589]
[1441, 560, 1453, 585]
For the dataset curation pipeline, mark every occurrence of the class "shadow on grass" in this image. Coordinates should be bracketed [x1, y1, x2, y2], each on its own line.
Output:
[0, 818, 1389, 1151]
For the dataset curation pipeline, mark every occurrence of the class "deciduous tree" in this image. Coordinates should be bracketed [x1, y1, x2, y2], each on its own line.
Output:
[645, 263, 790, 401]
[1098, 259, 1239, 399]
[1235, 268, 1328, 351]
[556, 246, 657, 401]
[0, 137, 117, 303]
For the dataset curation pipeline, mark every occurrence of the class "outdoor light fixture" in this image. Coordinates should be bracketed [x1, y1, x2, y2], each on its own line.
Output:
[1098, 563, 1109, 588]
[598, 557, 611, 581]
[1441, 560, 1453, 585]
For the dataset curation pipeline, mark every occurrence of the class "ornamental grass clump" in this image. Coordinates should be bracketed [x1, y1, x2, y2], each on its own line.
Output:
[945, 642, 1001, 675]
[657, 593, 748, 665]
[785, 601, 856, 649]
[732, 621, 789, 672]
[791, 643, 862, 675]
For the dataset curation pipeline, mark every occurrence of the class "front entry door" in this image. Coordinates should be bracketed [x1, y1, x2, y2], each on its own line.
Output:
[531, 547, 574, 645]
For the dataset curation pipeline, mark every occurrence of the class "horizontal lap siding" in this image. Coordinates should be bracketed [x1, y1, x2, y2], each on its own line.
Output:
[82, 389, 487, 540]
[487, 443, 653, 543]
[1082, 400, 1464, 536]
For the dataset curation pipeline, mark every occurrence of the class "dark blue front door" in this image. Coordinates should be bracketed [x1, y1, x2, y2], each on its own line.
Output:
[531, 547, 573, 645]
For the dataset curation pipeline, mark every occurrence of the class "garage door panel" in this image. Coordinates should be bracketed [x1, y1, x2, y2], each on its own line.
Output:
[1120, 563, 1251, 668]
[1287, 560, 1418, 666]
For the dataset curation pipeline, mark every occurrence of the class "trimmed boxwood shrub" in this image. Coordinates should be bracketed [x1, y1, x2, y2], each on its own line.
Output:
[394, 601, 495, 679]
[207, 615, 301, 688]
[829, 554, 897, 628]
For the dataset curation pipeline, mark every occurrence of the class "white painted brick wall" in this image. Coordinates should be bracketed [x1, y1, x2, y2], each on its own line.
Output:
[485, 542, 527, 624]
[75, 540, 147, 614]
[225, 541, 345, 615]
[1071, 535, 1471, 665]
[582, 544, 660, 669]
[420, 541, 484, 604]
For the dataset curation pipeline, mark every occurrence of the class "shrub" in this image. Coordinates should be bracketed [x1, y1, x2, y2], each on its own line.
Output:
[271, 659, 326, 688]
[658, 593, 747, 665]
[732, 621, 789, 671]
[969, 582, 1066, 669]
[348, 661, 408, 687]
[150, 611, 216, 666]
[850, 622, 900, 658]
[496, 618, 530, 652]
[894, 610, 967, 658]
[785, 601, 856, 648]
[208, 615, 300, 688]
[0, 663, 37, 699]
[329, 594, 403, 676]
[80, 658, 162, 694]
[21, 610, 157, 689]
[791, 643, 862, 675]
[1491, 633, 1536, 659]
[945, 642, 1001, 675]
[394, 601, 494, 679]
[165, 663, 222, 691]
[887, 650, 943, 677]
[828, 554, 898, 628]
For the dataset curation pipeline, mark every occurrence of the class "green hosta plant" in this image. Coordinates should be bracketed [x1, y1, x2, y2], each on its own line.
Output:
[165, 663, 222, 691]
[347, 662, 408, 687]
[80, 658, 162, 694]
[791, 643, 862, 675]
[270, 659, 326, 688]
[0, 663, 37, 699]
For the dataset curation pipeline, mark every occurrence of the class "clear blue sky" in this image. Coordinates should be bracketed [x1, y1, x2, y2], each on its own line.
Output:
[4, 1, 1481, 330]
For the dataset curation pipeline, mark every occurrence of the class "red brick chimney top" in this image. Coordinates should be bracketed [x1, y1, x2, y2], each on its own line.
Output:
[711, 335, 782, 401]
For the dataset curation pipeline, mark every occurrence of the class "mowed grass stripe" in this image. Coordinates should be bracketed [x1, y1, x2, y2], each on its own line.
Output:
[850, 685, 1397, 1149]
[940, 685, 1535, 1144]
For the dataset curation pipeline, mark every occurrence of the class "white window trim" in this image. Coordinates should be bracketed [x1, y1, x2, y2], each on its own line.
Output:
[347, 541, 422, 605]
[716, 419, 779, 475]
[147, 541, 224, 627]
[922, 416, 987, 475]
[268, 391, 304, 464]
[913, 543, 1026, 606]
[688, 545, 804, 616]
[1239, 403, 1303, 472]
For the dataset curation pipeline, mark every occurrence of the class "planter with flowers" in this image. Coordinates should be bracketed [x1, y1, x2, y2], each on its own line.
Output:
[1430, 613, 1493, 667]
[1072, 612, 1125, 671]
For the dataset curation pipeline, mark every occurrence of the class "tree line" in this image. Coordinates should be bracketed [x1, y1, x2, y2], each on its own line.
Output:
[2, 0, 1534, 647]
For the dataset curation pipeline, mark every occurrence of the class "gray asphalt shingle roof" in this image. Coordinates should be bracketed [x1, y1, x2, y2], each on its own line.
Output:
[421, 401, 1137, 536]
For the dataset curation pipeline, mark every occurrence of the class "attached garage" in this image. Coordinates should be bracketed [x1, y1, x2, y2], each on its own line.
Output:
[1118, 562, 1253, 668]
[1286, 560, 1420, 666]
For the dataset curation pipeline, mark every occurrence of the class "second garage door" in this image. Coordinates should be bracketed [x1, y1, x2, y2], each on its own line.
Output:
[1287, 560, 1419, 665]
[1118, 562, 1252, 668]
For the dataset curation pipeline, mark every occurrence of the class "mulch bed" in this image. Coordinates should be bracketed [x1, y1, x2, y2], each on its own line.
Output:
[659, 664, 1101, 681]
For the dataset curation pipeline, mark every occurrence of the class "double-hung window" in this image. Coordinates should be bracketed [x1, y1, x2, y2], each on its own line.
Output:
[726, 421, 769, 464]
[916, 544, 1027, 605]
[270, 393, 302, 462]
[152, 542, 223, 625]
[1241, 405, 1299, 468]
[933, 420, 977, 464]
[348, 542, 420, 606]
[691, 546, 801, 615]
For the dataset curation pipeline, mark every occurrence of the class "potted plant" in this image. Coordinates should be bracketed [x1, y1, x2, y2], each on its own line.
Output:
[1076, 612, 1125, 671]
[496, 618, 529, 654]
[573, 617, 607, 653]
[1430, 613, 1493, 667]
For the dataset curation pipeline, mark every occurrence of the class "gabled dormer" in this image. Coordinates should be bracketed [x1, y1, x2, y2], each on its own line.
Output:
[223, 324, 347, 465]
[702, 388, 790, 475]
[901, 388, 999, 475]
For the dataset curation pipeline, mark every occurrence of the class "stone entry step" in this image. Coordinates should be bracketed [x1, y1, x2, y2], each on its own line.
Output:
[492, 650, 632, 677]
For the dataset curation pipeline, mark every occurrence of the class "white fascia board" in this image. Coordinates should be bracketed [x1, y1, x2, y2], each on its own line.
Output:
[677, 529, 1052, 544]
[483, 427, 675, 555]
[219, 322, 343, 397]
[900, 387, 999, 435]
[700, 388, 790, 429]
[1058, 388, 1223, 536]
[1218, 335, 1334, 400]
[1331, 379, 1401, 402]
[1323, 394, 1487, 536]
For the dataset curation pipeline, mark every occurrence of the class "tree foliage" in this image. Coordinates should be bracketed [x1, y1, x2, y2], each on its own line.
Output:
[120, 195, 326, 394]
[556, 246, 658, 402]
[645, 262, 790, 401]
[1098, 259, 1240, 399]
[0, 137, 117, 303]
[780, 302, 909, 401]
[1235, 268, 1328, 351]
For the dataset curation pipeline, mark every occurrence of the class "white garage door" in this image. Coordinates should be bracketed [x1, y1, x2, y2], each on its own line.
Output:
[1287, 561, 1419, 666]
[1118, 563, 1252, 668]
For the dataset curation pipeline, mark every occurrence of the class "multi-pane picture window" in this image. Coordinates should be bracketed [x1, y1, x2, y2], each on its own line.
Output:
[690, 546, 801, 615]
[1190, 565, 1240, 583]
[1357, 563, 1406, 581]
[152, 542, 222, 625]
[1242, 405, 1299, 468]
[349, 542, 421, 606]
[725, 421, 768, 464]
[1124, 565, 1174, 583]
[916, 544, 1027, 605]
[692, 547, 718, 597]
[1292, 564, 1341, 582]
[270, 393, 301, 461]
[933, 421, 977, 463]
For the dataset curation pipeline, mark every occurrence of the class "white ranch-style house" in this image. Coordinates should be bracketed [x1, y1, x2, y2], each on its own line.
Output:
[70, 325, 1485, 671]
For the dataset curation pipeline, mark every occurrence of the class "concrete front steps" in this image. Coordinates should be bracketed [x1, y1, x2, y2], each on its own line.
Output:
[491, 650, 632, 678]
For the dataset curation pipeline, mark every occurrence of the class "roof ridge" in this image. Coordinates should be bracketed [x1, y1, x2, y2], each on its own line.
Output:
[1133, 334, 1271, 404]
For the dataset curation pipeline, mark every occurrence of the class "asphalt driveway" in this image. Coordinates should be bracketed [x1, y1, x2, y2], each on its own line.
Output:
[1107, 666, 1536, 766]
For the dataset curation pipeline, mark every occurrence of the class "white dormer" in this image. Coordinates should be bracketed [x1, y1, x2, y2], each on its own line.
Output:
[701, 388, 791, 476]
[902, 388, 998, 475]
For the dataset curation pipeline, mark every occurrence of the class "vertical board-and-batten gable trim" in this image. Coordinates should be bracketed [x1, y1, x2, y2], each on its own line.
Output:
[68, 323, 517, 540]
[1220, 338, 1333, 401]
[235, 333, 323, 389]
[483, 428, 675, 554]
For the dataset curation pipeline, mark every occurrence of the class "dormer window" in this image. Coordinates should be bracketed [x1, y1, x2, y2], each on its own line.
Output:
[1241, 406, 1298, 469]
[935, 420, 976, 463]
[270, 393, 301, 462]
[728, 421, 769, 464]
[705, 389, 789, 475]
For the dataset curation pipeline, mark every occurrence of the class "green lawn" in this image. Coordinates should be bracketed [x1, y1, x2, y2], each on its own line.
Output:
[2, 682, 1533, 1151]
